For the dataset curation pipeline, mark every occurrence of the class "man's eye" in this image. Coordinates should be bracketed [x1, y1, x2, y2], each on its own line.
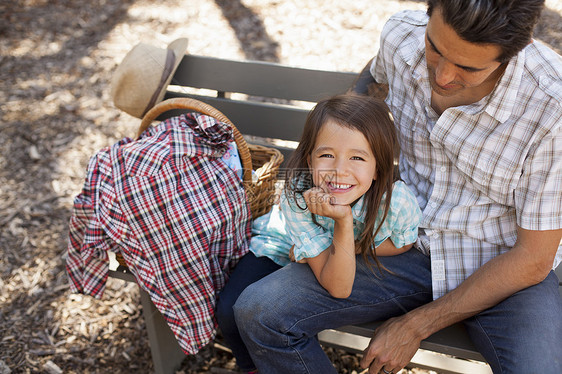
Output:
[428, 42, 439, 53]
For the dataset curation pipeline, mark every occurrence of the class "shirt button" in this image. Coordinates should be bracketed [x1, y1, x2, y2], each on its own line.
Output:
[433, 233, 440, 239]
[539, 76, 552, 87]
[440, 166, 446, 172]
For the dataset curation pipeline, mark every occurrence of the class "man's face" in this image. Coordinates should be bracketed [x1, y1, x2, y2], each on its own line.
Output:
[425, 8, 505, 97]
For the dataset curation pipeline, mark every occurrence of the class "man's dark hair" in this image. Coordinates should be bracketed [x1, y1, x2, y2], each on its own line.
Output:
[427, 0, 545, 62]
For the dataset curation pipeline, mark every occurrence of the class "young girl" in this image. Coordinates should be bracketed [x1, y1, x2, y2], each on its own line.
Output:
[216, 94, 421, 373]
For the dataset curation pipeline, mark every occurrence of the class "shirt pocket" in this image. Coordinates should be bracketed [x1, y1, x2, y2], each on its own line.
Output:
[454, 145, 522, 206]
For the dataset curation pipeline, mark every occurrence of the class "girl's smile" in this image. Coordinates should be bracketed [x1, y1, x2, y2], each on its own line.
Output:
[327, 182, 353, 191]
[308, 119, 377, 205]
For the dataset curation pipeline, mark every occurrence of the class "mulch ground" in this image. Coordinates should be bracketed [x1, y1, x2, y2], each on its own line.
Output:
[1, 0, 560, 373]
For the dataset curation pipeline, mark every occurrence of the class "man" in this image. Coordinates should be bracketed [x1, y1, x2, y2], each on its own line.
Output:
[234, 1, 562, 372]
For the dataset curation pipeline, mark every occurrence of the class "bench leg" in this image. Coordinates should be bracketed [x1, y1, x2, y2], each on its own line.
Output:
[139, 288, 186, 374]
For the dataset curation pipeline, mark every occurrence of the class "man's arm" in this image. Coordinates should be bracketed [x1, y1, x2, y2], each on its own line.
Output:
[349, 58, 389, 99]
[349, 58, 375, 94]
[360, 225, 562, 373]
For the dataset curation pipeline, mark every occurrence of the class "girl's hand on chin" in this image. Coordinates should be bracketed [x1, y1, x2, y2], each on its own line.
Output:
[304, 187, 352, 221]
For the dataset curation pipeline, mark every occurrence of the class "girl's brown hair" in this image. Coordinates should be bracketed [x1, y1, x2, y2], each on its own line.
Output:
[284, 94, 400, 269]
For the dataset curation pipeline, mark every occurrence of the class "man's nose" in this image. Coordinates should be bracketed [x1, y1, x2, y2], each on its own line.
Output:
[435, 58, 456, 86]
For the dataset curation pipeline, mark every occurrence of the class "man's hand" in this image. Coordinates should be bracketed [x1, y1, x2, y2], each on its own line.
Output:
[360, 315, 422, 374]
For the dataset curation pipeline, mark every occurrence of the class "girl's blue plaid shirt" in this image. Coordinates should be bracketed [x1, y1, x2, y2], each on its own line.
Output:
[249, 180, 421, 266]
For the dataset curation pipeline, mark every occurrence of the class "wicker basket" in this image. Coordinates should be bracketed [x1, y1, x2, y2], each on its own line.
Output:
[115, 97, 283, 268]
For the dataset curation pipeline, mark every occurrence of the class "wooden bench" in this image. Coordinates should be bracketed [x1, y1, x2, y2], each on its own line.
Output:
[109, 54, 562, 374]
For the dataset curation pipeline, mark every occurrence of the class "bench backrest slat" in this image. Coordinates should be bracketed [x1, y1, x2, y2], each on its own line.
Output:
[171, 55, 357, 102]
[163, 92, 309, 143]
[163, 54, 359, 158]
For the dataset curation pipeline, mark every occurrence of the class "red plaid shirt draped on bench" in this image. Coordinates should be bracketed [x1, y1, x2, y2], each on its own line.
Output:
[66, 113, 251, 354]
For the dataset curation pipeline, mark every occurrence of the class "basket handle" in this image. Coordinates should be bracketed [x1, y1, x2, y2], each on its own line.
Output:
[137, 97, 253, 186]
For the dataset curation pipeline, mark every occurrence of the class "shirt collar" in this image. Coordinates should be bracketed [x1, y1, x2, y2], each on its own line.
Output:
[404, 29, 432, 101]
[401, 27, 427, 76]
[483, 48, 525, 123]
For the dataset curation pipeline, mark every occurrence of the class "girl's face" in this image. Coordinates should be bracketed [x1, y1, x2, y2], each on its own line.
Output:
[307, 119, 377, 205]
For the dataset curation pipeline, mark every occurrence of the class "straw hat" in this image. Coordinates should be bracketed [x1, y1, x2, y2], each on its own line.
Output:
[111, 38, 188, 118]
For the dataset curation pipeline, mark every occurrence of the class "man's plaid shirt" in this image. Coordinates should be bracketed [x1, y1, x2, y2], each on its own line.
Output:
[372, 10, 562, 298]
[66, 113, 251, 354]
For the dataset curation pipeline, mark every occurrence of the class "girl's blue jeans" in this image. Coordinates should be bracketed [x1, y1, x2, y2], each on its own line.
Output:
[233, 249, 562, 373]
[216, 251, 282, 372]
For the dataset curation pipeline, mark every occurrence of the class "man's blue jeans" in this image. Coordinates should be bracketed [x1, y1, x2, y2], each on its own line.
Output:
[233, 249, 562, 373]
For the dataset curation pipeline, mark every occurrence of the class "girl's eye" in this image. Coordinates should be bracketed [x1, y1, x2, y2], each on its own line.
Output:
[319, 154, 334, 158]
[351, 156, 365, 161]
